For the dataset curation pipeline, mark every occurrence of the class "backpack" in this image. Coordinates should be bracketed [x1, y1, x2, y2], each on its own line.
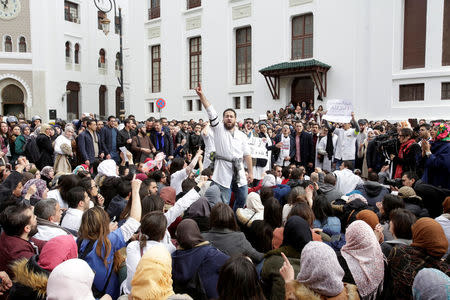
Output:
[24, 137, 40, 163]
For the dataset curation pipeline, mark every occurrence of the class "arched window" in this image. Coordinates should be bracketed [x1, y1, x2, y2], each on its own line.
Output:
[98, 48, 106, 68]
[4, 36, 12, 52]
[74, 43, 80, 64]
[18, 36, 26, 53]
[115, 52, 121, 71]
[65, 41, 71, 62]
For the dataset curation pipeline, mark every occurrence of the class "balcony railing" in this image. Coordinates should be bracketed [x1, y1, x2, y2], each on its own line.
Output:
[148, 6, 160, 20]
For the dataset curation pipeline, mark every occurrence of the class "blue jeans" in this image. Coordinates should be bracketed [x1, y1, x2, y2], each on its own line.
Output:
[214, 180, 248, 212]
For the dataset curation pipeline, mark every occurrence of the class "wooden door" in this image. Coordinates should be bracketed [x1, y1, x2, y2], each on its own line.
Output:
[291, 77, 314, 107]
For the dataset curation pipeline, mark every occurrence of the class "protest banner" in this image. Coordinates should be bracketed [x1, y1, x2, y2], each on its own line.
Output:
[323, 99, 353, 123]
[247, 136, 269, 160]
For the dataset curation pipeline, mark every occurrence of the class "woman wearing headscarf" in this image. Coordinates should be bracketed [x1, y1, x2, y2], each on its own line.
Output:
[171, 219, 229, 300]
[388, 217, 450, 299]
[316, 125, 338, 172]
[21, 178, 48, 205]
[14, 124, 31, 161]
[261, 216, 313, 300]
[338, 220, 384, 300]
[183, 197, 211, 232]
[0, 171, 23, 211]
[412, 268, 450, 300]
[54, 125, 75, 175]
[421, 122, 450, 189]
[8, 125, 22, 166]
[36, 124, 54, 170]
[8, 235, 78, 300]
[236, 192, 264, 227]
[40, 166, 54, 188]
[280, 241, 360, 300]
[358, 128, 375, 179]
[46, 259, 112, 300]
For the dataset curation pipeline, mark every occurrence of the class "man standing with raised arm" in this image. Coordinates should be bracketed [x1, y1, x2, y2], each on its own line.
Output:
[195, 84, 253, 211]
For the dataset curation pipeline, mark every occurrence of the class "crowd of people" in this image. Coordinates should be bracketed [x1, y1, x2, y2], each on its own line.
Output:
[0, 84, 449, 300]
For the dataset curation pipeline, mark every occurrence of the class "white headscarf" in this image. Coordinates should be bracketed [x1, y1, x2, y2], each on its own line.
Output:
[246, 192, 264, 213]
[47, 259, 96, 300]
[97, 159, 118, 177]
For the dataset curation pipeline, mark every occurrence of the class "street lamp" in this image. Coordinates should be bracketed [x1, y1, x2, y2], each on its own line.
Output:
[94, 0, 125, 120]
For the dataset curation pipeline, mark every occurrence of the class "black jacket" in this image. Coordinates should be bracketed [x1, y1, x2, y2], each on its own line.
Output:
[100, 126, 118, 154]
[291, 131, 314, 165]
[150, 131, 173, 157]
[36, 134, 54, 169]
[77, 130, 107, 163]
[117, 128, 135, 151]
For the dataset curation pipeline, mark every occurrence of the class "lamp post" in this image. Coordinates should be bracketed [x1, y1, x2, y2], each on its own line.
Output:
[94, 0, 125, 121]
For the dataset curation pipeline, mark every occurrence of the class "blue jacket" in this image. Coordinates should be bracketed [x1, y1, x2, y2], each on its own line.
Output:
[273, 184, 291, 206]
[314, 216, 341, 234]
[172, 244, 229, 299]
[77, 130, 107, 163]
[422, 141, 450, 189]
[100, 126, 118, 154]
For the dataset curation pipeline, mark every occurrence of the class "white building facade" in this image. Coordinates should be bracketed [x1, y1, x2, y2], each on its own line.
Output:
[0, 0, 129, 121]
[127, 0, 450, 122]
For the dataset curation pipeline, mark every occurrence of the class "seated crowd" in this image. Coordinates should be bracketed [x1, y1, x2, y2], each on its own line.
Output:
[0, 104, 449, 300]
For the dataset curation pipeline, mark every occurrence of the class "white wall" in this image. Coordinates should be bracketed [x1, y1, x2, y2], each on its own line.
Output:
[126, 0, 450, 122]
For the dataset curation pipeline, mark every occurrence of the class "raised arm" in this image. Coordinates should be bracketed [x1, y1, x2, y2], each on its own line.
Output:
[129, 177, 142, 222]
[185, 149, 203, 175]
[195, 83, 211, 109]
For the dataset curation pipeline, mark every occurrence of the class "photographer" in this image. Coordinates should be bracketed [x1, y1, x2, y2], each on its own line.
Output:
[390, 128, 421, 179]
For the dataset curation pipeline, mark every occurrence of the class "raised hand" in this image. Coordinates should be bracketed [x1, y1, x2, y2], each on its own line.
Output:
[279, 252, 295, 282]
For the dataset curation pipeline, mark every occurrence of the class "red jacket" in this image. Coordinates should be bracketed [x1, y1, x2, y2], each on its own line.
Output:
[0, 232, 46, 278]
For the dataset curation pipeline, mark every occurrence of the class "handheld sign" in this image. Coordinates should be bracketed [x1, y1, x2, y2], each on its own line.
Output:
[156, 98, 166, 109]
[323, 99, 353, 123]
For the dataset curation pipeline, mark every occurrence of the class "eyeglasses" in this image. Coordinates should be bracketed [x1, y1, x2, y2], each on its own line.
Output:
[245, 121, 253, 124]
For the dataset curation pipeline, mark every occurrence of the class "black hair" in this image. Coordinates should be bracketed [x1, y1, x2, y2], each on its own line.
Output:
[151, 170, 165, 182]
[312, 194, 333, 223]
[67, 186, 87, 209]
[117, 180, 132, 198]
[86, 119, 97, 127]
[217, 256, 265, 300]
[210, 203, 238, 231]
[141, 194, 164, 216]
[124, 118, 132, 125]
[342, 160, 354, 170]
[419, 123, 431, 130]
[402, 171, 419, 182]
[281, 167, 290, 179]
[58, 174, 81, 205]
[223, 108, 237, 118]
[139, 211, 167, 253]
[170, 157, 185, 175]
[107, 115, 116, 121]
[389, 208, 416, 239]
[181, 178, 196, 193]
[381, 194, 405, 222]
[263, 197, 282, 229]
[0, 202, 33, 236]
[259, 187, 274, 206]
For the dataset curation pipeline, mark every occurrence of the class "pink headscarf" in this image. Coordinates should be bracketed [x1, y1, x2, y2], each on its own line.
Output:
[341, 220, 384, 298]
[38, 235, 78, 271]
[297, 241, 345, 297]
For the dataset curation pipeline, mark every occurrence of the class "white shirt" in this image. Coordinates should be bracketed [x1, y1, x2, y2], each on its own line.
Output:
[170, 169, 188, 195]
[47, 189, 68, 209]
[206, 106, 250, 188]
[276, 135, 291, 167]
[122, 240, 175, 294]
[60, 208, 84, 232]
[202, 130, 215, 169]
[333, 168, 364, 196]
[334, 128, 359, 161]
[54, 135, 72, 155]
